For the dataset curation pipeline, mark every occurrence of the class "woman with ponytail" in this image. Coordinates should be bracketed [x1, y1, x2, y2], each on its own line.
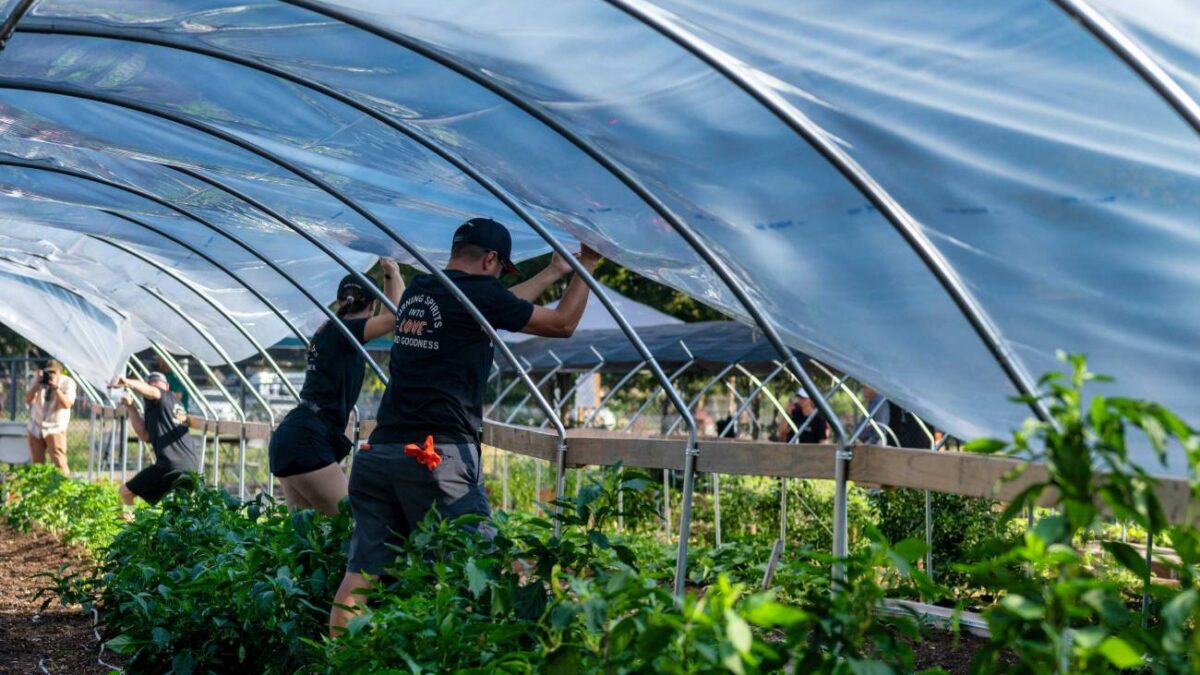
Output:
[269, 258, 402, 515]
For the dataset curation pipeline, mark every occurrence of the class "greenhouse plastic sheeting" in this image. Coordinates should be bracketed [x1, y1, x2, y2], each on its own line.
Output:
[0, 266, 145, 391]
[0, 1, 1191, 474]
[506, 321, 803, 373]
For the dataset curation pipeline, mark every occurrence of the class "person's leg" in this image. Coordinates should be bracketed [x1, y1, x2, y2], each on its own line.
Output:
[330, 444, 410, 636]
[329, 571, 373, 637]
[284, 463, 348, 517]
[279, 477, 315, 511]
[44, 432, 69, 475]
[26, 433, 46, 465]
[118, 482, 137, 520]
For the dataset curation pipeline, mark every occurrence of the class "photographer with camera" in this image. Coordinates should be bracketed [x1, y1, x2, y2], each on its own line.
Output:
[24, 359, 77, 475]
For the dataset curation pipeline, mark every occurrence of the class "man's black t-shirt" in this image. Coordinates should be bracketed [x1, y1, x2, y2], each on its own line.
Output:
[146, 389, 198, 470]
[791, 408, 829, 444]
[299, 317, 368, 431]
[370, 270, 534, 445]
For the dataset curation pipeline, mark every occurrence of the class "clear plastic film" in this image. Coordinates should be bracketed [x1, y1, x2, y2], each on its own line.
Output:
[0, 0, 1191, 474]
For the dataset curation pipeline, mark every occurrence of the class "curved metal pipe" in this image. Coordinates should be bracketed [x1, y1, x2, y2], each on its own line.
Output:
[486, 357, 532, 418]
[808, 360, 888, 448]
[10, 22, 695, 454]
[715, 362, 787, 438]
[539, 347, 605, 428]
[0, 0, 34, 50]
[504, 353, 564, 425]
[271, 3, 842, 586]
[189, 354, 244, 491]
[101, 210, 307, 349]
[623, 342, 696, 432]
[581, 359, 647, 428]
[775, 374, 849, 444]
[165, 163, 397, 318]
[0, 157, 386, 381]
[1048, 0, 1200, 138]
[7, 24, 699, 570]
[0, 80, 564, 466]
[602, 0, 1051, 427]
[664, 361, 740, 436]
[88, 234, 301, 403]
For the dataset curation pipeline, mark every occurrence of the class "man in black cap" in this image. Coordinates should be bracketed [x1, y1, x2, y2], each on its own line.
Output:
[330, 217, 599, 633]
[114, 371, 200, 511]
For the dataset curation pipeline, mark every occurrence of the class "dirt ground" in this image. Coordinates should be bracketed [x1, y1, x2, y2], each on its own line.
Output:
[911, 628, 993, 674]
[0, 524, 119, 674]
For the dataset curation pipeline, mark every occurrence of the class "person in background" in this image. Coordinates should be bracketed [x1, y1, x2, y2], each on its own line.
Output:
[114, 372, 199, 510]
[25, 359, 77, 475]
[783, 390, 829, 444]
[269, 258, 402, 516]
[330, 218, 599, 635]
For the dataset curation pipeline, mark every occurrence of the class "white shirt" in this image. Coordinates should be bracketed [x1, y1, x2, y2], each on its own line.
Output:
[27, 375, 77, 438]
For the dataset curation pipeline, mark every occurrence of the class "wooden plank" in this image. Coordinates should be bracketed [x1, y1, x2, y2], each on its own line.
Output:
[850, 445, 1046, 502]
[474, 425, 1196, 524]
[483, 422, 558, 462]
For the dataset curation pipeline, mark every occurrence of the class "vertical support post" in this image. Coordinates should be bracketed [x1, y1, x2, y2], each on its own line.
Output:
[712, 474, 721, 546]
[502, 451, 510, 512]
[238, 424, 248, 500]
[1142, 532, 1153, 627]
[86, 404, 95, 481]
[8, 363, 16, 421]
[107, 410, 116, 483]
[119, 412, 128, 484]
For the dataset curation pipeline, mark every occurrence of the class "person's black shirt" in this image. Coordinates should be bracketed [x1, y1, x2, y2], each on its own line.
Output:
[146, 389, 199, 470]
[371, 270, 534, 445]
[791, 407, 829, 444]
[299, 317, 368, 431]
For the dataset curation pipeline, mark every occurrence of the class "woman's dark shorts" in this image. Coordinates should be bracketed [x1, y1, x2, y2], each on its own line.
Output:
[269, 406, 351, 478]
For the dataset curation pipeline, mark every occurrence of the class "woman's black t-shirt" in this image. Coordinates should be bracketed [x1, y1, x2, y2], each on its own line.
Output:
[299, 317, 369, 431]
[370, 271, 533, 445]
[145, 389, 199, 470]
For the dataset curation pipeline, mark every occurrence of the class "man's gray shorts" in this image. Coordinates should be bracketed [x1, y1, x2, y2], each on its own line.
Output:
[346, 440, 491, 576]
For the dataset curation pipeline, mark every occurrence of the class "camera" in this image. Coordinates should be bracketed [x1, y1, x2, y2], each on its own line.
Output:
[39, 371, 53, 386]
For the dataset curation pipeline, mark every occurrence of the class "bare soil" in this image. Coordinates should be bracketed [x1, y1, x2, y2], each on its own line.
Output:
[912, 628, 992, 674]
[0, 524, 118, 674]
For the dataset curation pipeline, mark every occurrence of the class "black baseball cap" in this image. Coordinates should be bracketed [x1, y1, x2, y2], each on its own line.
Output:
[337, 274, 366, 301]
[453, 217, 519, 276]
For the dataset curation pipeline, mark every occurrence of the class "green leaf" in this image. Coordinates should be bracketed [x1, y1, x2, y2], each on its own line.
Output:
[104, 633, 137, 655]
[171, 651, 197, 675]
[151, 626, 171, 648]
[963, 438, 1008, 454]
[546, 646, 581, 675]
[999, 594, 1044, 620]
[1101, 541, 1150, 579]
[1162, 589, 1198, 630]
[1097, 636, 1142, 669]
[847, 657, 896, 675]
[725, 609, 753, 655]
[742, 600, 807, 628]
[466, 558, 490, 598]
[892, 538, 926, 564]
